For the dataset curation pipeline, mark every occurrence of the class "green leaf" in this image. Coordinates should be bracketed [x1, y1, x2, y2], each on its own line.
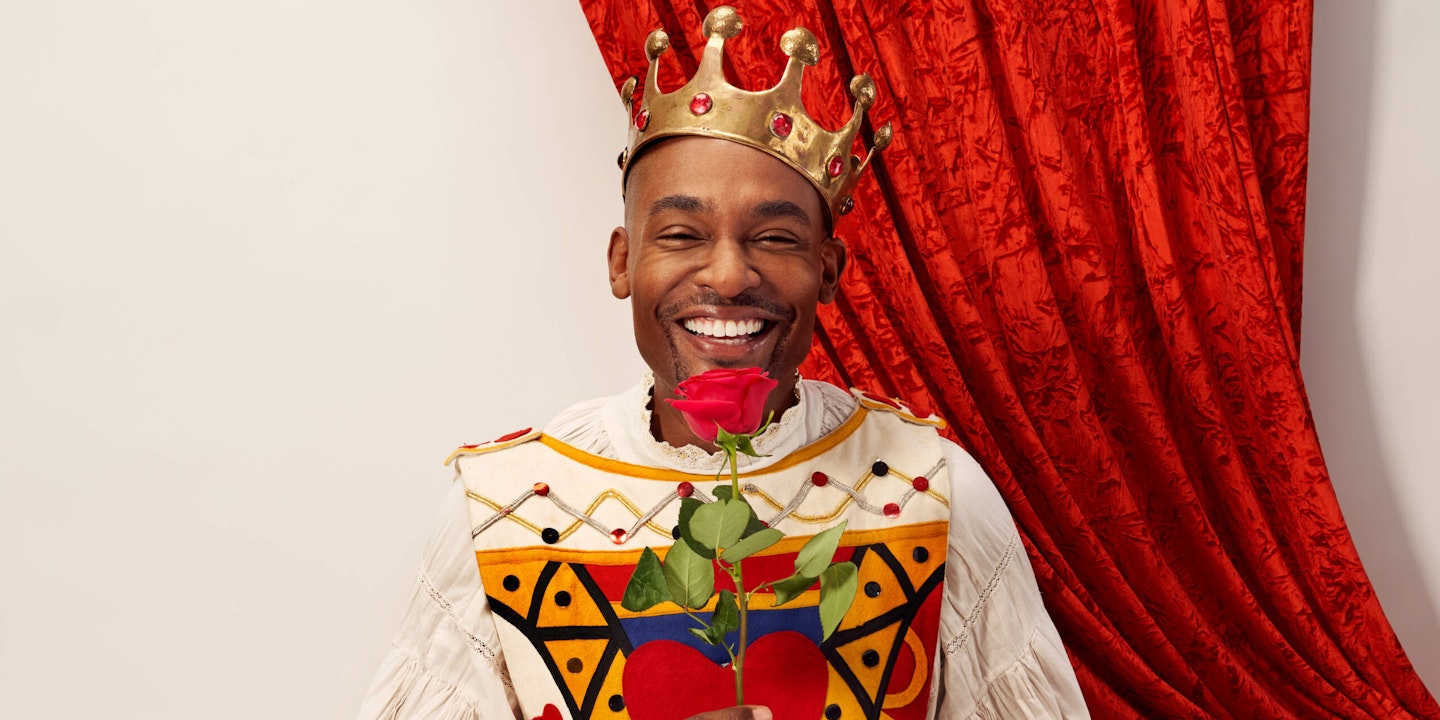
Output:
[711, 589, 740, 637]
[621, 547, 671, 612]
[662, 538, 715, 609]
[818, 561, 859, 640]
[770, 572, 817, 607]
[676, 497, 713, 559]
[734, 433, 768, 459]
[688, 498, 751, 552]
[719, 527, 783, 563]
[689, 626, 719, 647]
[712, 485, 733, 502]
[794, 520, 849, 579]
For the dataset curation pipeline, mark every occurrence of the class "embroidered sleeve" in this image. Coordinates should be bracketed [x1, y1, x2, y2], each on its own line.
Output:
[933, 441, 1089, 719]
[357, 481, 520, 720]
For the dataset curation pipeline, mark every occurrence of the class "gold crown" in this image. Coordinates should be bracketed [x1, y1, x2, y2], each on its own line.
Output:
[616, 6, 892, 223]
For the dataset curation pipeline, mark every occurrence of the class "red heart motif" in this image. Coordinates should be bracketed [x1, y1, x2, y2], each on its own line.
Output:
[622, 631, 828, 720]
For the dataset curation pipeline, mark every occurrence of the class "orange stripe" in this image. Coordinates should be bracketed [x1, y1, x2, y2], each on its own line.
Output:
[533, 406, 870, 481]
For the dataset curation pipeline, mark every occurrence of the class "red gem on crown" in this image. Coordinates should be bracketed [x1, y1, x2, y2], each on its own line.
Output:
[689, 93, 713, 115]
[827, 156, 844, 178]
[635, 109, 650, 130]
[770, 113, 793, 138]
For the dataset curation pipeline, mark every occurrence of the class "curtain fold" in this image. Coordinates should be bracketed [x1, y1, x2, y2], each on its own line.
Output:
[576, 1, 1438, 717]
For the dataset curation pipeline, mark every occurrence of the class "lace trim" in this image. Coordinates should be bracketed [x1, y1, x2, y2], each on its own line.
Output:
[417, 569, 512, 688]
[943, 530, 1021, 658]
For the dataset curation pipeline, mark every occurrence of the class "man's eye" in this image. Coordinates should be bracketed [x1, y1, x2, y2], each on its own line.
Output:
[756, 235, 799, 245]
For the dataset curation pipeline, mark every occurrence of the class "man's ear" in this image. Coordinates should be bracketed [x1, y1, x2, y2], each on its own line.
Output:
[818, 235, 847, 304]
[607, 226, 631, 299]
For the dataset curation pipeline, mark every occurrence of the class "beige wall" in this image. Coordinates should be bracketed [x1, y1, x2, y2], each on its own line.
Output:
[0, 2, 1434, 717]
[1304, 0, 1440, 693]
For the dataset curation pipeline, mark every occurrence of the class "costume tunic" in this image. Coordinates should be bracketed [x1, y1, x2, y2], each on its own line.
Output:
[358, 379, 1089, 720]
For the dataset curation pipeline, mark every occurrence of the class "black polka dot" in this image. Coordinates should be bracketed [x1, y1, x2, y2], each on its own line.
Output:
[871, 460, 889, 476]
[554, 591, 572, 607]
[502, 575, 520, 592]
[862, 649, 881, 667]
[912, 546, 929, 563]
[864, 581, 882, 598]
[541, 527, 560, 544]
[566, 657, 583, 673]
[608, 694, 626, 712]
[672, 525, 682, 540]
[825, 704, 842, 720]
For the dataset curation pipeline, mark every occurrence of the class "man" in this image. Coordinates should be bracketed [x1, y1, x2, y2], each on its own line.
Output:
[359, 7, 1088, 719]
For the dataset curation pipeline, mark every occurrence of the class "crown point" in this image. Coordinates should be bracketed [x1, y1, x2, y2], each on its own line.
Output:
[770, 113, 794, 139]
[780, 28, 820, 66]
[874, 123, 894, 151]
[645, 29, 670, 60]
[850, 74, 878, 110]
[702, 6, 743, 39]
[689, 92, 713, 115]
[826, 155, 844, 178]
[619, 77, 638, 104]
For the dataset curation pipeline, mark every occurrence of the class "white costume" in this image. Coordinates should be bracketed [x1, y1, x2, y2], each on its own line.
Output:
[359, 379, 1088, 719]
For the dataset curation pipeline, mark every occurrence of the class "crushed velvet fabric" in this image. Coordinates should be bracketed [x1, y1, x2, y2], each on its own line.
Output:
[577, 0, 1439, 717]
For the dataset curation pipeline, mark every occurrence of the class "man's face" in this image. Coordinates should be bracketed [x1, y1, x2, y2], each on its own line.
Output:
[608, 137, 845, 427]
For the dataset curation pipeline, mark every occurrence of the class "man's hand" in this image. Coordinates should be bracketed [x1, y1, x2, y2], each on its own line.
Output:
[684, 706, 773, 720]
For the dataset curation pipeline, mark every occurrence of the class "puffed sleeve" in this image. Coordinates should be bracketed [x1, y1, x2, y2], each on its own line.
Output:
[933, 441, 1090, 719]
[357, 479, 521, 720]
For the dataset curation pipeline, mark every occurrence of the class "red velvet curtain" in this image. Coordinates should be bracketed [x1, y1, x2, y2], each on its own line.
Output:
[577, 1, 1439, 717]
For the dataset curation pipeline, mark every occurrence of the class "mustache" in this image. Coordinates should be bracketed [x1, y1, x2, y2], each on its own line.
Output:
[657, 290, 793, 323]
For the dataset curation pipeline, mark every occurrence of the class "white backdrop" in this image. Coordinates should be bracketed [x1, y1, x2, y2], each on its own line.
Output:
[0, 2, 1433, 717]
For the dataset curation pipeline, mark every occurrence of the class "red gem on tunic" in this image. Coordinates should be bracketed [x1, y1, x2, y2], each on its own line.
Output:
[912, 476, 930, 492]
[532, 482, 550, 497]
[689, 93, 713, 115]
[810, 471, 829, 487]
[677, 481, 694, 498]
[827, 156, 844, 177]
[500, 507, 512, 516]
[635, 109, 650, 130]
[611, 528, 628, 544]
[770, 113, 793, 138]
[883, 502, 901, 518]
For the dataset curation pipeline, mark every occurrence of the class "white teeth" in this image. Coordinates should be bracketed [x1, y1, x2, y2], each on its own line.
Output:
[683, 318, 765, 338]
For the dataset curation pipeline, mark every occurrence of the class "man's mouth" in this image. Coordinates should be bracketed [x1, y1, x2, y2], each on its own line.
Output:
[681, 317, 769, 340]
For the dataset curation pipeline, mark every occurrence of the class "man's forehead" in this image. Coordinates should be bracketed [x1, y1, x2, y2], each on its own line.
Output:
[646, 194, 814, 228]
[625, 137, 827, 226]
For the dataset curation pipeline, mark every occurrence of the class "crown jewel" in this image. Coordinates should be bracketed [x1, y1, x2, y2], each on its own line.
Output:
[618, 6, 892, 223]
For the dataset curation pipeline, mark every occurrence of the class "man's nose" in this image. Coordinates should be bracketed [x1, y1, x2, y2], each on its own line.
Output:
[694, 238, 761, 297]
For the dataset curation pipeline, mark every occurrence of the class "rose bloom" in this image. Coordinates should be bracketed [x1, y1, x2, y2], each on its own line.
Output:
[666, 367, 778, 442]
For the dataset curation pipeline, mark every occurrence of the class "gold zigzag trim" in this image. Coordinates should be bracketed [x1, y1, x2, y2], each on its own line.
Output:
[744, 467, 950, 522]
[468, 489, 672, 541]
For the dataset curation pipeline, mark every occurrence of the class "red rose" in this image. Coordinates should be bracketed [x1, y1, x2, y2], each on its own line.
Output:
[666, 367, 779, 442]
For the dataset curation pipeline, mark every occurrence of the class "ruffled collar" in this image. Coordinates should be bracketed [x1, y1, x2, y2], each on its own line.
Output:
[602, 372, 815, 475]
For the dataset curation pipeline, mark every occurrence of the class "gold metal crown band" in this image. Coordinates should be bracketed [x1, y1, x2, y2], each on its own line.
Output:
[616, 5, 892, 224]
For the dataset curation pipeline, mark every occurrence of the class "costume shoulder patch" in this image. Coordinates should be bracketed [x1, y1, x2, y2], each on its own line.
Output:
[444, 427, 541, 466]
[851, 389, 946, 428]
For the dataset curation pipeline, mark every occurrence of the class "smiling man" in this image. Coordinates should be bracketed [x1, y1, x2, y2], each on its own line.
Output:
[359, 7, 1087, 720]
